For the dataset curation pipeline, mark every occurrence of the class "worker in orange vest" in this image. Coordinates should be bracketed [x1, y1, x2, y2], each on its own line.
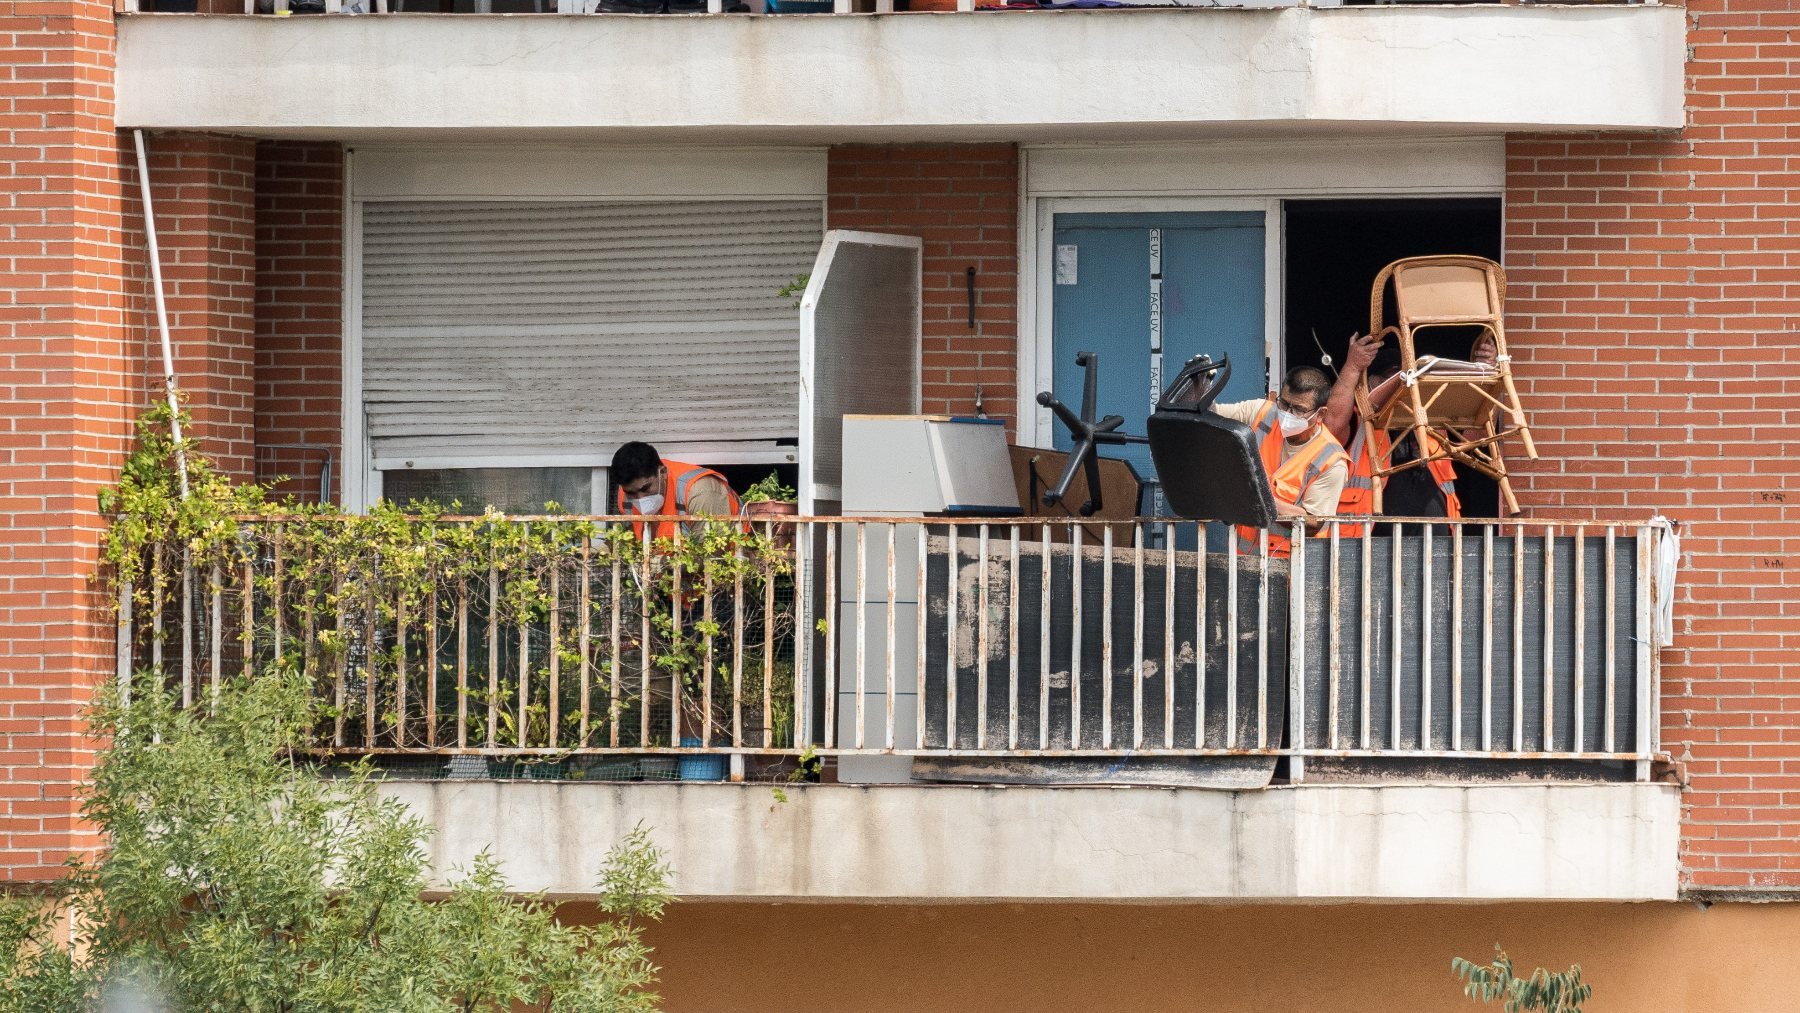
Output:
[1323, 332, 1461, 536]
[1211, 366, 1349, 558]
[611, 441, 743, 543]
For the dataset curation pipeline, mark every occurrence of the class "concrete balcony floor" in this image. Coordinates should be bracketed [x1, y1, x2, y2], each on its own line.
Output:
[381, 779, 1681, 902]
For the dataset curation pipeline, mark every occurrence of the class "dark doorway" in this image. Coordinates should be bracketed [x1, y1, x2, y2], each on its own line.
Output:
[1282, 197, 1504, 515]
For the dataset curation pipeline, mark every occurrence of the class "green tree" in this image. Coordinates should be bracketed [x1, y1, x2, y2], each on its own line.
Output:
[1453, 945, 1592, 1013]
[0, 671, 671, 1012]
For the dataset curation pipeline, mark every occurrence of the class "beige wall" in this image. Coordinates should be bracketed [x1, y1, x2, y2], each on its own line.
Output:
[613, 901, 1796, 1012]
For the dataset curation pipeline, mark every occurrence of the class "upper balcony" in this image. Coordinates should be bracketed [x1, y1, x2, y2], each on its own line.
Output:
[114, 2, 1685, 141]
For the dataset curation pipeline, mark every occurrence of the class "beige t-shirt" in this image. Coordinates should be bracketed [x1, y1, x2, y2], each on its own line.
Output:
[1212, 399, 1349, 517]
[682, 473, 735, 518]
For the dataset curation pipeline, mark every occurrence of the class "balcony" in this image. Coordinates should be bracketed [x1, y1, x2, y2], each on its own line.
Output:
[117, 513, 1681, 902]
[113, 4, 1685, 140]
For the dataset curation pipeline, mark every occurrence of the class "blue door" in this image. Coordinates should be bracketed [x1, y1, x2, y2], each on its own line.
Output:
[1050, 211, 1267, 517]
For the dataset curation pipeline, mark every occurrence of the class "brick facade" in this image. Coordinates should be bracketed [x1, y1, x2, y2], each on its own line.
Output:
[5, 3, 1795, 895]
[254, 141, 344, 505]
[0, 22, 259, 877]
[138, 133, 258, 480]
[1504, 0, 1800, 890]
[0, 0, 134, 881]
[827, 144, 1020, 432]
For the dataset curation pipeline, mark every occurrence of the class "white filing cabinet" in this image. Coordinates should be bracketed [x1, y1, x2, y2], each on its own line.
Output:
[836, 416, 1019, 783]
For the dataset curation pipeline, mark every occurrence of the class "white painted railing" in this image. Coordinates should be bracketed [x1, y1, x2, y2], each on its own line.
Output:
[146, 0, 1645, 17]
[117, 514, 1666, 779]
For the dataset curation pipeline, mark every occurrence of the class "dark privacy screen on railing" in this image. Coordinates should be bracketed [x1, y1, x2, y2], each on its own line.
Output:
[911, 533, 1288, 754]
[1294, 526, 1647, 760]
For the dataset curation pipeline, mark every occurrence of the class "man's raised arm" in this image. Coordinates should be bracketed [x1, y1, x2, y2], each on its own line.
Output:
[1323, 332, 1380, 447]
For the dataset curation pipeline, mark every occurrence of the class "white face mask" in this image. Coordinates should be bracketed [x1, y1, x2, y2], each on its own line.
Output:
[631, 492, 666, 514]
[1277, 410, 1313, 438]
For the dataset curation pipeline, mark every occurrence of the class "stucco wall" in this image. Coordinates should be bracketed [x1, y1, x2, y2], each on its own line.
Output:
[622, 900, 1800, 1013]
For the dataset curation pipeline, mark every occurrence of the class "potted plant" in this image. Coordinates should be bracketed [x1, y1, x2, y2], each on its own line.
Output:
[740, 471, 798, 553]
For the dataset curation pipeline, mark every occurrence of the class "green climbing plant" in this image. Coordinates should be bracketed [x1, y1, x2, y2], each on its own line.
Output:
[102, 399, 800, 755]
[776, 273, 810, 309]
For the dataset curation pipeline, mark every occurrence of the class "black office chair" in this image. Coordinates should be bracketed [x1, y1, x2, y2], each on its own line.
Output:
[1147, 353, 1278, 529]
[1033, 352, 1148, 516]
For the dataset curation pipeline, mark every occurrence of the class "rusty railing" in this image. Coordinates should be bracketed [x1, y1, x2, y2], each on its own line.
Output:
[115, 514, 1667, 779]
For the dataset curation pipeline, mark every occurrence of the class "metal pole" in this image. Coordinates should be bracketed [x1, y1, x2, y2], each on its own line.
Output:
[132, 129, 190, 501]
[122, 129, 192, 708]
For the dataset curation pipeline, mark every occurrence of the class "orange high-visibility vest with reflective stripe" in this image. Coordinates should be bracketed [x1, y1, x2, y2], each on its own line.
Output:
[1425, 434, 1462, 518]
[617, 460, 742, 543]
[1337, 426, 1462, 535]
[1233, 400, 1348, 558]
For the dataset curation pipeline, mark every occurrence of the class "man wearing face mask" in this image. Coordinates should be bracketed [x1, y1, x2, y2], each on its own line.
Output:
[1209, 366, 1348, 556]
[611, 441, 741, 542]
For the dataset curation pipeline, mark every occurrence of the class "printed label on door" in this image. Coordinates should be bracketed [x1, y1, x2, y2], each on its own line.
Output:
[1055, 244, 1078, 286]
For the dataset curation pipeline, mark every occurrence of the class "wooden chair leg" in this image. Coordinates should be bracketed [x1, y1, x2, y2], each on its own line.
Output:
[1498, 371, 1538, 460]
[1487, 430, 1521, 516]
[1513, 422, 1537, 461]
[1412, 420, 1442, 478]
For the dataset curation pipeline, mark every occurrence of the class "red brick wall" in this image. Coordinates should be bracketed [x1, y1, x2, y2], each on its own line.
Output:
[0, 1, 136, 881]
[0, 64, 258, 879]
[1504, 0, 1800, 892]
[254, 141, 344, 505]
[827, 144, 1019, 431]
[133, 134, 258, 480]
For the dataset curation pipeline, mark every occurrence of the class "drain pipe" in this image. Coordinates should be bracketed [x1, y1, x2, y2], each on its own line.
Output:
[132, 128, 190, 500]
[121, 129, 195, 705]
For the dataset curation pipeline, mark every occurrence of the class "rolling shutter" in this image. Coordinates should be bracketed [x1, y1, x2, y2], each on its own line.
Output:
[359, 198, 823, 465]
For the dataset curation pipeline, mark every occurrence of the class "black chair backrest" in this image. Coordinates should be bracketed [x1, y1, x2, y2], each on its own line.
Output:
[1157, 353, 1232, 413]
[1148, 354, 1278, 529]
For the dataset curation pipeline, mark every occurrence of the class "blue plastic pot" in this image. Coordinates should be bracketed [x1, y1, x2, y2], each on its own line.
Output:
[678, 737, 726, 781]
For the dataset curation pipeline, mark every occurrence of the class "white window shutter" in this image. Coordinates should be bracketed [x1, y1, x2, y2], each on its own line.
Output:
[359, 199, 823, 466]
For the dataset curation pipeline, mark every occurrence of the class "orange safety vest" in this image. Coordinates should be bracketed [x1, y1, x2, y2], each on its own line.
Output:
[1233, 400, 1349, 558]
[1337, 426, 1462, 536]
[616, 460, 743, 543]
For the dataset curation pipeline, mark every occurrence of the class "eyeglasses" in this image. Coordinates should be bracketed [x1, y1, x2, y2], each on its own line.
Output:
[1274, 396, 1321, 419]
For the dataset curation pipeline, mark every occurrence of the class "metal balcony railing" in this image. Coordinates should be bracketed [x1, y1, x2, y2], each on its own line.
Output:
[132, 0, 1647, 17]
[115, 514, 1668, 779]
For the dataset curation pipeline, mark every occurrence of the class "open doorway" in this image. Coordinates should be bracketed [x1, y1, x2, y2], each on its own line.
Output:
[1283, 197, 1504, 515]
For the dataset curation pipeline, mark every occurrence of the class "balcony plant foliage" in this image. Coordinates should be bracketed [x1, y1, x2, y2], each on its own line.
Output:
[0, 670, 673, 1012]
[101, 401, 798, 754]
[739, 472, 796, 505]
[1452, 946, 1592, 1013]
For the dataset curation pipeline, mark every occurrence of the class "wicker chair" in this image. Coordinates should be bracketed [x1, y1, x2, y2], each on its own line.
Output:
[1356, 255, 1537, 515]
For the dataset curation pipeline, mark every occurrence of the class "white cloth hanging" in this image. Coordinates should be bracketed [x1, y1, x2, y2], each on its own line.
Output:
[1649, 515, 1680, 648]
